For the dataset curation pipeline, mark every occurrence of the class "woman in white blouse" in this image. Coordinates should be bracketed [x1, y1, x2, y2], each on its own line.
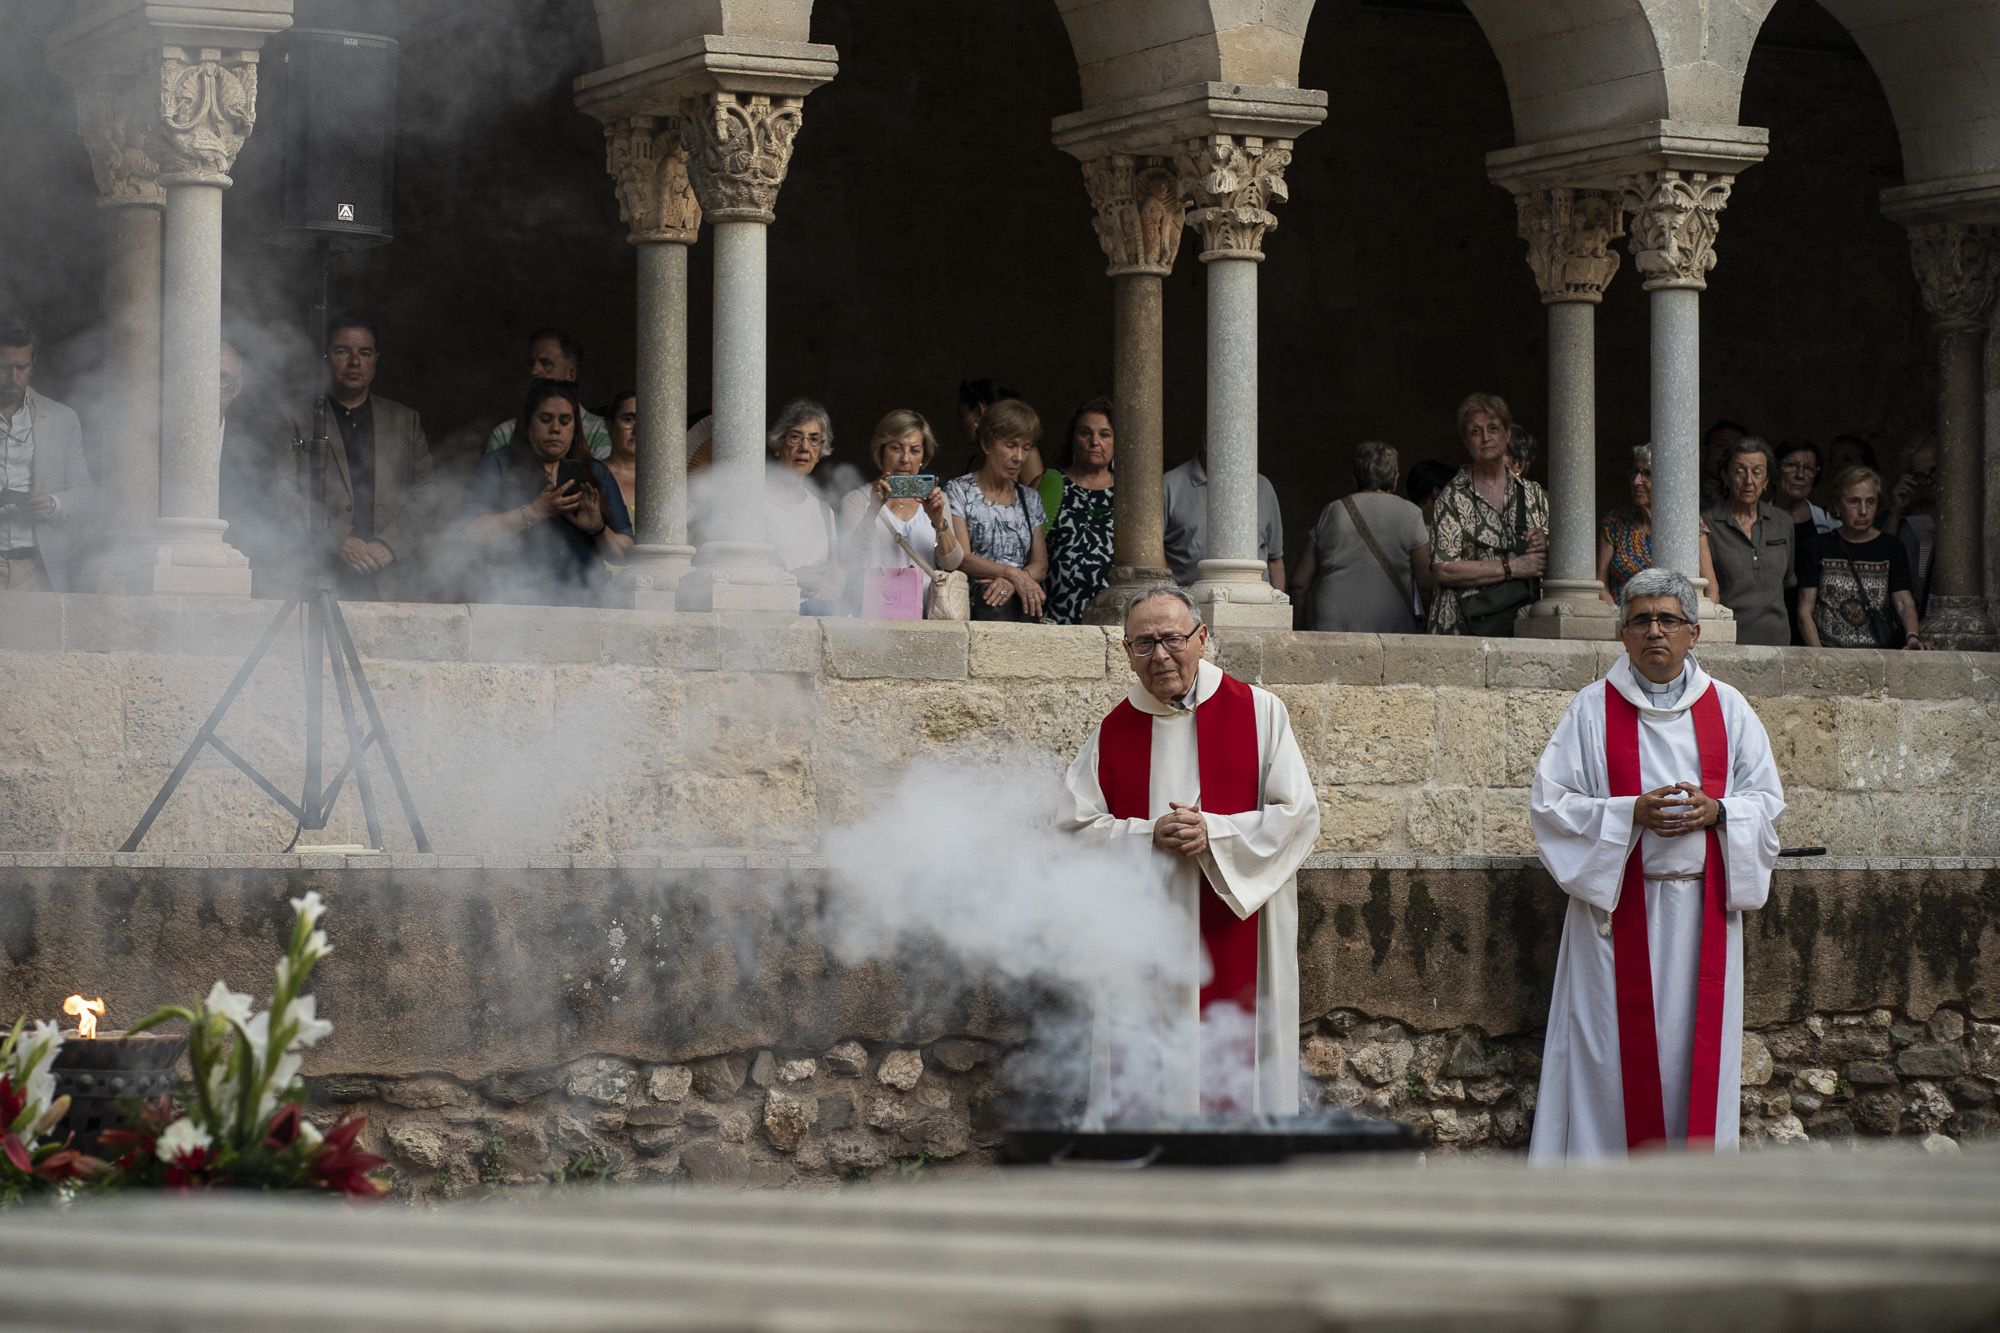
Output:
[764, 398, 844, 613]
[838, 409, 960, 615]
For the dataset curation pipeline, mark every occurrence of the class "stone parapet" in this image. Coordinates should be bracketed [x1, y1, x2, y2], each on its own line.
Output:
[0, 594, 1995, 858]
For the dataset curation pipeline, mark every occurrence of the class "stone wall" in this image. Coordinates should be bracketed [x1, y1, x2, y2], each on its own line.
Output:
[1, 595, 1995, 860]
[1, 860, 1992, 1192]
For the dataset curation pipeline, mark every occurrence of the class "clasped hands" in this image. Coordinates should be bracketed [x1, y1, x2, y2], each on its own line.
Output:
[338, 535, 395, 573]
[1152, 802, 1208, 859]
[1634, 782, 1719, 838]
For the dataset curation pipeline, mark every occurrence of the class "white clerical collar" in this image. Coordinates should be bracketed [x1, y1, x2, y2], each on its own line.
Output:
[1128, 657, 1223, 717]
[1610, 654, 1710, 717]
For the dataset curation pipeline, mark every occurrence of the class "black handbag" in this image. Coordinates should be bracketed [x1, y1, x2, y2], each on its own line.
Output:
[1454, 481, 1540, 637]
[1836, 551, 1905, 649]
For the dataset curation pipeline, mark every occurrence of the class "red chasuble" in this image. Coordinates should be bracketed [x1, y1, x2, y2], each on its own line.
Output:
[1096, 674, 1262, 1110]
[1603, 680, 1731, 1152]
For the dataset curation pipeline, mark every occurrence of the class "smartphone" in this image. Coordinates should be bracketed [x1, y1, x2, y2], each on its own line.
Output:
[555, 460, 592, 492]
[884, 473, 936, 500]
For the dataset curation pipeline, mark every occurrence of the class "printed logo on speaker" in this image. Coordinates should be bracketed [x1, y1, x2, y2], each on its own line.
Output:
[337, 203, 355, 221]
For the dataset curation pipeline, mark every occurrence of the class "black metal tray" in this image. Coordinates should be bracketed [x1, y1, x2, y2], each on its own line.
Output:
[1001, 1110, 1419, 1167]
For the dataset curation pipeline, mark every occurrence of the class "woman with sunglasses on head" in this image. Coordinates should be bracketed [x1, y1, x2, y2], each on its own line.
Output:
[1796, 465, 1926, 651]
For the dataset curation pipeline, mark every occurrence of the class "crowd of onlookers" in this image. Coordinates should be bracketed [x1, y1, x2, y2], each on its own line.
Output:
[0, 309, 1942, 649]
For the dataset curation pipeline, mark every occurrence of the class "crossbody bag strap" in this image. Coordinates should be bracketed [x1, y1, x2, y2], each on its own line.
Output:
[1341, 495, 1413, 606]
[877, 507, 937, 577]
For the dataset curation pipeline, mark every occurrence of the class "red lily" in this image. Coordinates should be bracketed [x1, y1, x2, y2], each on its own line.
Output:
[0, 1074, 24, 1131]
[312, 1115, 389, 1198]
[265, 1102, 304, 1151]
[162, 1146, 224, 1193]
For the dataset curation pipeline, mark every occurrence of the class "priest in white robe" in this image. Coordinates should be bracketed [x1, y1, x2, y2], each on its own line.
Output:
[1529, 567, 1785, 1160]
[1060, 584, 1321, 1121]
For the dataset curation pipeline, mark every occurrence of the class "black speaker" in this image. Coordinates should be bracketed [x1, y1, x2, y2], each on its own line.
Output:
[263, 29, 398, 251]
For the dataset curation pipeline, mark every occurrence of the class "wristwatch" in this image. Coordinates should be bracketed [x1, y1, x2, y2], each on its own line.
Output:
[1712, 799, 1727, 827]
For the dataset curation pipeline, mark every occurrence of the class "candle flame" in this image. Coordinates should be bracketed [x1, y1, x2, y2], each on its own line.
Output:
[62, 994, 107, 1040]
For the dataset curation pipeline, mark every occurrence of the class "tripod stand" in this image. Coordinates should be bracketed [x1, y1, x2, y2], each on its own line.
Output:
[121, 244, 429, 853]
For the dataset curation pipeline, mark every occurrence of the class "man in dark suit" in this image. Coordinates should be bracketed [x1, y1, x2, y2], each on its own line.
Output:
[296, 315, 434, 600]
[0, 314, 97, 591]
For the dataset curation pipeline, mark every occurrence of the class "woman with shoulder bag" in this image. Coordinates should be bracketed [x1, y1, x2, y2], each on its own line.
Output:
[944, 399, 1050, 622]
[1426, 392, 1550, 636]
[1796, 465, 1927, 651]
[837, 409, 966, 619]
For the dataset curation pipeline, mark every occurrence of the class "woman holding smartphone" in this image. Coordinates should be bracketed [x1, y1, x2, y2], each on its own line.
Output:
[838, 409, 959, 617]
[946, 398, 1049, 621]
[462, 380, 632, 605]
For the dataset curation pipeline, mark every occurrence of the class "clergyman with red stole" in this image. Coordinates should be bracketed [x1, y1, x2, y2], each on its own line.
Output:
[1528, 566, 1786, 1158]
[1060, 584, 1321, 1120]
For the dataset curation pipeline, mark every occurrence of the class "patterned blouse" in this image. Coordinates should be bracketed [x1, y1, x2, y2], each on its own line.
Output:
[1600, 507, 1711, 599]
[1425, 468, 1551, 635]
[944, 473, 1046, 571]
[1046, 476, 1116, 624]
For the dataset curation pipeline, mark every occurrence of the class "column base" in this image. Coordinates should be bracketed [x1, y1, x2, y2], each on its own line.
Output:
[1191, 560, 1291, 629]
[612, 544, 697, 611]
[1921, 594, 2000, 652]
[1696, 597, 1738, 645]
[119, 520, 252, 597]
[677, 544, 798, 614]
[1081, 565, 1175, 626]
[1517, 580, 1618, 640]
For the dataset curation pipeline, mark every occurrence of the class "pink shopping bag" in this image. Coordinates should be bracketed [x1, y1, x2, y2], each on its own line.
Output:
[862, 566, 927, 619]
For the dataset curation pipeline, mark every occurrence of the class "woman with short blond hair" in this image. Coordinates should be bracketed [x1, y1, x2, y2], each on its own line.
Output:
[837, 409, 959, 617]
[946, 399, 1049, 621]
[1427, 392, 1550, 635]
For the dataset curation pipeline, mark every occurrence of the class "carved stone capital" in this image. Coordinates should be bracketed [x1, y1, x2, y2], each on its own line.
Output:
[1623, 170, 1731, 291]
[1908, 222, 2000, 335]
[682, 91, 803, 225]
[1516, 187, 1622, 304]
[155, 46, 259, 186]
[1081, 154, 1184, 278]
[605, 115, 702, 245]
[76, 74, 165, 209]
[1177, 135, 1292, 263]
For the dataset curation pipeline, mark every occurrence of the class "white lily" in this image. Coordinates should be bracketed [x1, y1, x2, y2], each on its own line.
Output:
[156, 1116, 213, 1164]
[258, 1052, 305, 1122]
[203, 981, 255, 1028]
[302, 929, 331, 964]
[289, 891, 326, 931]
[287, 994, 334, 1050]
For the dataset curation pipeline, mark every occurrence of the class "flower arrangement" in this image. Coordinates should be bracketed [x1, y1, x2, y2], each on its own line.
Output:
[0, 1020, 102, 1204]
[98, 892, 389, 1198]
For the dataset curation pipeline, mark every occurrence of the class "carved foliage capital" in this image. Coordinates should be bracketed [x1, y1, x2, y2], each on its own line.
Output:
[156, 46, 259, 184]
[1177, 135, 1292, 262]
[1516, 187, 1622, 304]
[605, 116, 701, 245]
[1082, 154, 1184, 277]
[1623, 170, 1731, 291]
[77, 74, 165, 208]
[1908, 222, 2000, 334]
[683, 92, 802, 224]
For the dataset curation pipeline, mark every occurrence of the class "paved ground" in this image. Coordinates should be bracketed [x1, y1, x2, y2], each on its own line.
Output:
[2, 1146, 1995, 1330]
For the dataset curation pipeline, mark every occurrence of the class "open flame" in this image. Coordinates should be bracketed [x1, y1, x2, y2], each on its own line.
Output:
[63, 994, 107, 1040]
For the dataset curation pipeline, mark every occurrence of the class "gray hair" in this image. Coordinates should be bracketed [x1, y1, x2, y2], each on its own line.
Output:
[767, 398, 834, 458]
[1617, 567, 1698, 627]
[1631, 443, 1652, 473]
[1352, 440, 1400, 492]
[1123, 582, 1200, 629]
[1722, 434, 1775, 473]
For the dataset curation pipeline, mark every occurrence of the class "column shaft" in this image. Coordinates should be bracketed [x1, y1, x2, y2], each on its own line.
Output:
[1108, 270, 1166, 583]
[104, 205, 163, 548]
[1921, 326, 1997, 647]
[1649, 286, 1702, 581]
[1545, 300, 1596, 588]
[710, 218, 766, 549]
[635, 239, 690, 550]
[1200, 256, 1262, 577]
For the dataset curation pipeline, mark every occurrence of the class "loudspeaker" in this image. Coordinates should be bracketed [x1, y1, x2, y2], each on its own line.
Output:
[263, 29, 398, 251]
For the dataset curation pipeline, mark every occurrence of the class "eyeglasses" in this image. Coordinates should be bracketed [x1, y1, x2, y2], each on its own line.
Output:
[784, 430, 823, 447]
[1123, 632, 1199, 656]
[1621, 614, 1692, 634]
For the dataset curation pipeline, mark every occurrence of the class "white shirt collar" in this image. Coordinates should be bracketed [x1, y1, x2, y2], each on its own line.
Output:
[1609, 653, 1712, 717]
[1127, 657, 1223, 717]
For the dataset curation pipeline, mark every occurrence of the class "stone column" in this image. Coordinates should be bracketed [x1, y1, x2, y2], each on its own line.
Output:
[1908, 222, 2000, 650]
[1625, 169, 1734, 637]
[152, 46, 259, 597]
[1079, 154, 1182, 623]
[1178, 135, 1294, 629]
[1514, 188, 1621, 639]
[604, 115, 702, 609]
[678, 91, 803, 613]
[74, 76, 166, 593]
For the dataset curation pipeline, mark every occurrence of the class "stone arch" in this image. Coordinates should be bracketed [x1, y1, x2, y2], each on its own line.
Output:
[1814, 0, 2000, 184]
[1464, 0, 1779, 143]
[1053, 1, 1318, 108]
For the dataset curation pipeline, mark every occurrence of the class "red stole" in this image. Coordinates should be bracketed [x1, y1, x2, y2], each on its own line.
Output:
[1097, 674, 1262, 1110]
[1604, 679, 1731, 1152]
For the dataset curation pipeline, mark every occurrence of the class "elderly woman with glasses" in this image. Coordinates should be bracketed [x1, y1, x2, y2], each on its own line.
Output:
[763, 397, 843, 614]
[1427, 392, 1550, 636]
[1527, 565, 1786, 1159]
[1702, 436, 1795, 647]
